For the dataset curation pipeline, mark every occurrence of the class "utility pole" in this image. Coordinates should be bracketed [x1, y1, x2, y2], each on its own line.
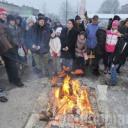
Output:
[65, 0, 68, 24]
[79, 0, 86, 18]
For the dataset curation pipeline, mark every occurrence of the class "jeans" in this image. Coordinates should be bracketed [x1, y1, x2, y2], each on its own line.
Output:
[51, 57, 61, 74]
[61, 58, 73, 70]
[33, 53, 51, 76]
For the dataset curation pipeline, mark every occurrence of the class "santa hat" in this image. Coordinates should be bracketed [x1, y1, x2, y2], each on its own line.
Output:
[0, 8, 7, 15]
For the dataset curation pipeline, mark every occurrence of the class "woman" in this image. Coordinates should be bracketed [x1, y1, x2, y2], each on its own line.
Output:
[113, 18, 128, 73]
[60, 19, 78, 71]
[24, 16, 36, 66]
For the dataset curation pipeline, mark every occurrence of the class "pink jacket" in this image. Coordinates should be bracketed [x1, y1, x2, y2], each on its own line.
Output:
[105, 30, 119, 53]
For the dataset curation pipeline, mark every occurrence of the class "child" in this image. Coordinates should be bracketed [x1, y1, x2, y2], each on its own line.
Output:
[104, 20, 121, 74]
[49, 31, 61, 75]
[73, 32, 87, 75]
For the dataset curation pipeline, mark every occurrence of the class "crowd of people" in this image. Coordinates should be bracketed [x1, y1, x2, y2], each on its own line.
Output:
[0, 7, 128, 102]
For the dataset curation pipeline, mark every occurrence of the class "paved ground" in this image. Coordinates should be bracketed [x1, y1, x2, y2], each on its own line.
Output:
[0, 64, 128, 128]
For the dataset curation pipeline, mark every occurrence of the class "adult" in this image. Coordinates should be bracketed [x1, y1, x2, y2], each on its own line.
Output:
[114, 18, 128, 73]
[32, 15, 51, 77]
[93, 22, 106, 76]
[0, 8, 24, 102]
[75, 15, 85, 32]
[60, 19, 78, 70]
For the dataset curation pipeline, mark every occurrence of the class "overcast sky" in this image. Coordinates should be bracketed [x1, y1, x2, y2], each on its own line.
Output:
[6, 0, 128, 14]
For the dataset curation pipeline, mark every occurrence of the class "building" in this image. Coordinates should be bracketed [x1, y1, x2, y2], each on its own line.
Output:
[0, 1, 39, 17]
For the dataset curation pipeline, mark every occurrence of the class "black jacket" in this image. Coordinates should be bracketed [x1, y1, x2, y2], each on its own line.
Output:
[95, 28, 106, 56]
[113, 26, 128, 65]
[60, 27, 78, 59]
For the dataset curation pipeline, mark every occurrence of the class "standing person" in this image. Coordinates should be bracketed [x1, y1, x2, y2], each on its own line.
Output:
[73, 31, 87, 75]
[24, 16, 36, 67]
[16, 16, 27, 68]
[49, 31, 61, 75]
[86, 15, 99, 65]
[0, 8, 24, 102]
[7, 15, 24, 49]
[104, 20, 121, 74]
[107, 15, 120, 30]
[75, 15, 85, 32]
[60, 19, 78, 72]
[93, 22, 106, 76]
[7, 15, 27, 73]
[32, 15, 51, 77]
[113, 18, 128, 73]
[24, 16, 36, 50]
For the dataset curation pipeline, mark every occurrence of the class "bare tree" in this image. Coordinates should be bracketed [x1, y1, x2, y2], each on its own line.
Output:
[98, 0, 120, 14]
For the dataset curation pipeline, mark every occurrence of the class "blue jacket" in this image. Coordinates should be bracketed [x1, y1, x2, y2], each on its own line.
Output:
[86, 23, 99, 49]
[24, 27, 34, 49]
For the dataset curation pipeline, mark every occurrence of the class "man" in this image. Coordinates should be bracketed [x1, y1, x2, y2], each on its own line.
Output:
[32, 14, 51, 77]
[0, 8, 24, 102]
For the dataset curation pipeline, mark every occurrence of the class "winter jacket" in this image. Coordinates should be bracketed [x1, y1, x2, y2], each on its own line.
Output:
[105, 30, 119, 53]
[75, 22, 85, 33]
[32, 23, 51, 54]
[60, 27, 78, 59]
[0, 20, 13, 55]
[24, 27, 34, 49]
[95, 28, 106, 56]
[86, 23, 99, 49]
[119, 26, 128, 42]
[8, 24, 24, 46]
[49, 36, 61, 57]
[75, 35, 87, 58]
[113, 26, 128, 65]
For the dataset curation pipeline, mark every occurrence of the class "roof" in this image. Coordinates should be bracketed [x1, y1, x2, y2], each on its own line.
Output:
[88, 13, 128, 19]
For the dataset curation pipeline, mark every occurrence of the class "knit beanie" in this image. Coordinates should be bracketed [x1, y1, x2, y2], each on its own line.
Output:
[0, 8, 7, 15]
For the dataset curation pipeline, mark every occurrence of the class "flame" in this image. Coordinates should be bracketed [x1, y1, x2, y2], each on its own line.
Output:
[54, 75, 94, 115]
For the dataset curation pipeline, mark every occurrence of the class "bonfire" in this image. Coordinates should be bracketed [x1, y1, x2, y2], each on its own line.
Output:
[39, 75, 105, 128]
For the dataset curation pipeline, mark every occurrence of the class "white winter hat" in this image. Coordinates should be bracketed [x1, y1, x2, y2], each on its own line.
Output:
[26, 16, 36, 24]
[56, 27, 62, 34]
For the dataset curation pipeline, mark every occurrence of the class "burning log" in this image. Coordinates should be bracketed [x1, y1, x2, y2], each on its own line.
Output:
[50, 76, 58, 87]
[39, 110, 53, 121]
